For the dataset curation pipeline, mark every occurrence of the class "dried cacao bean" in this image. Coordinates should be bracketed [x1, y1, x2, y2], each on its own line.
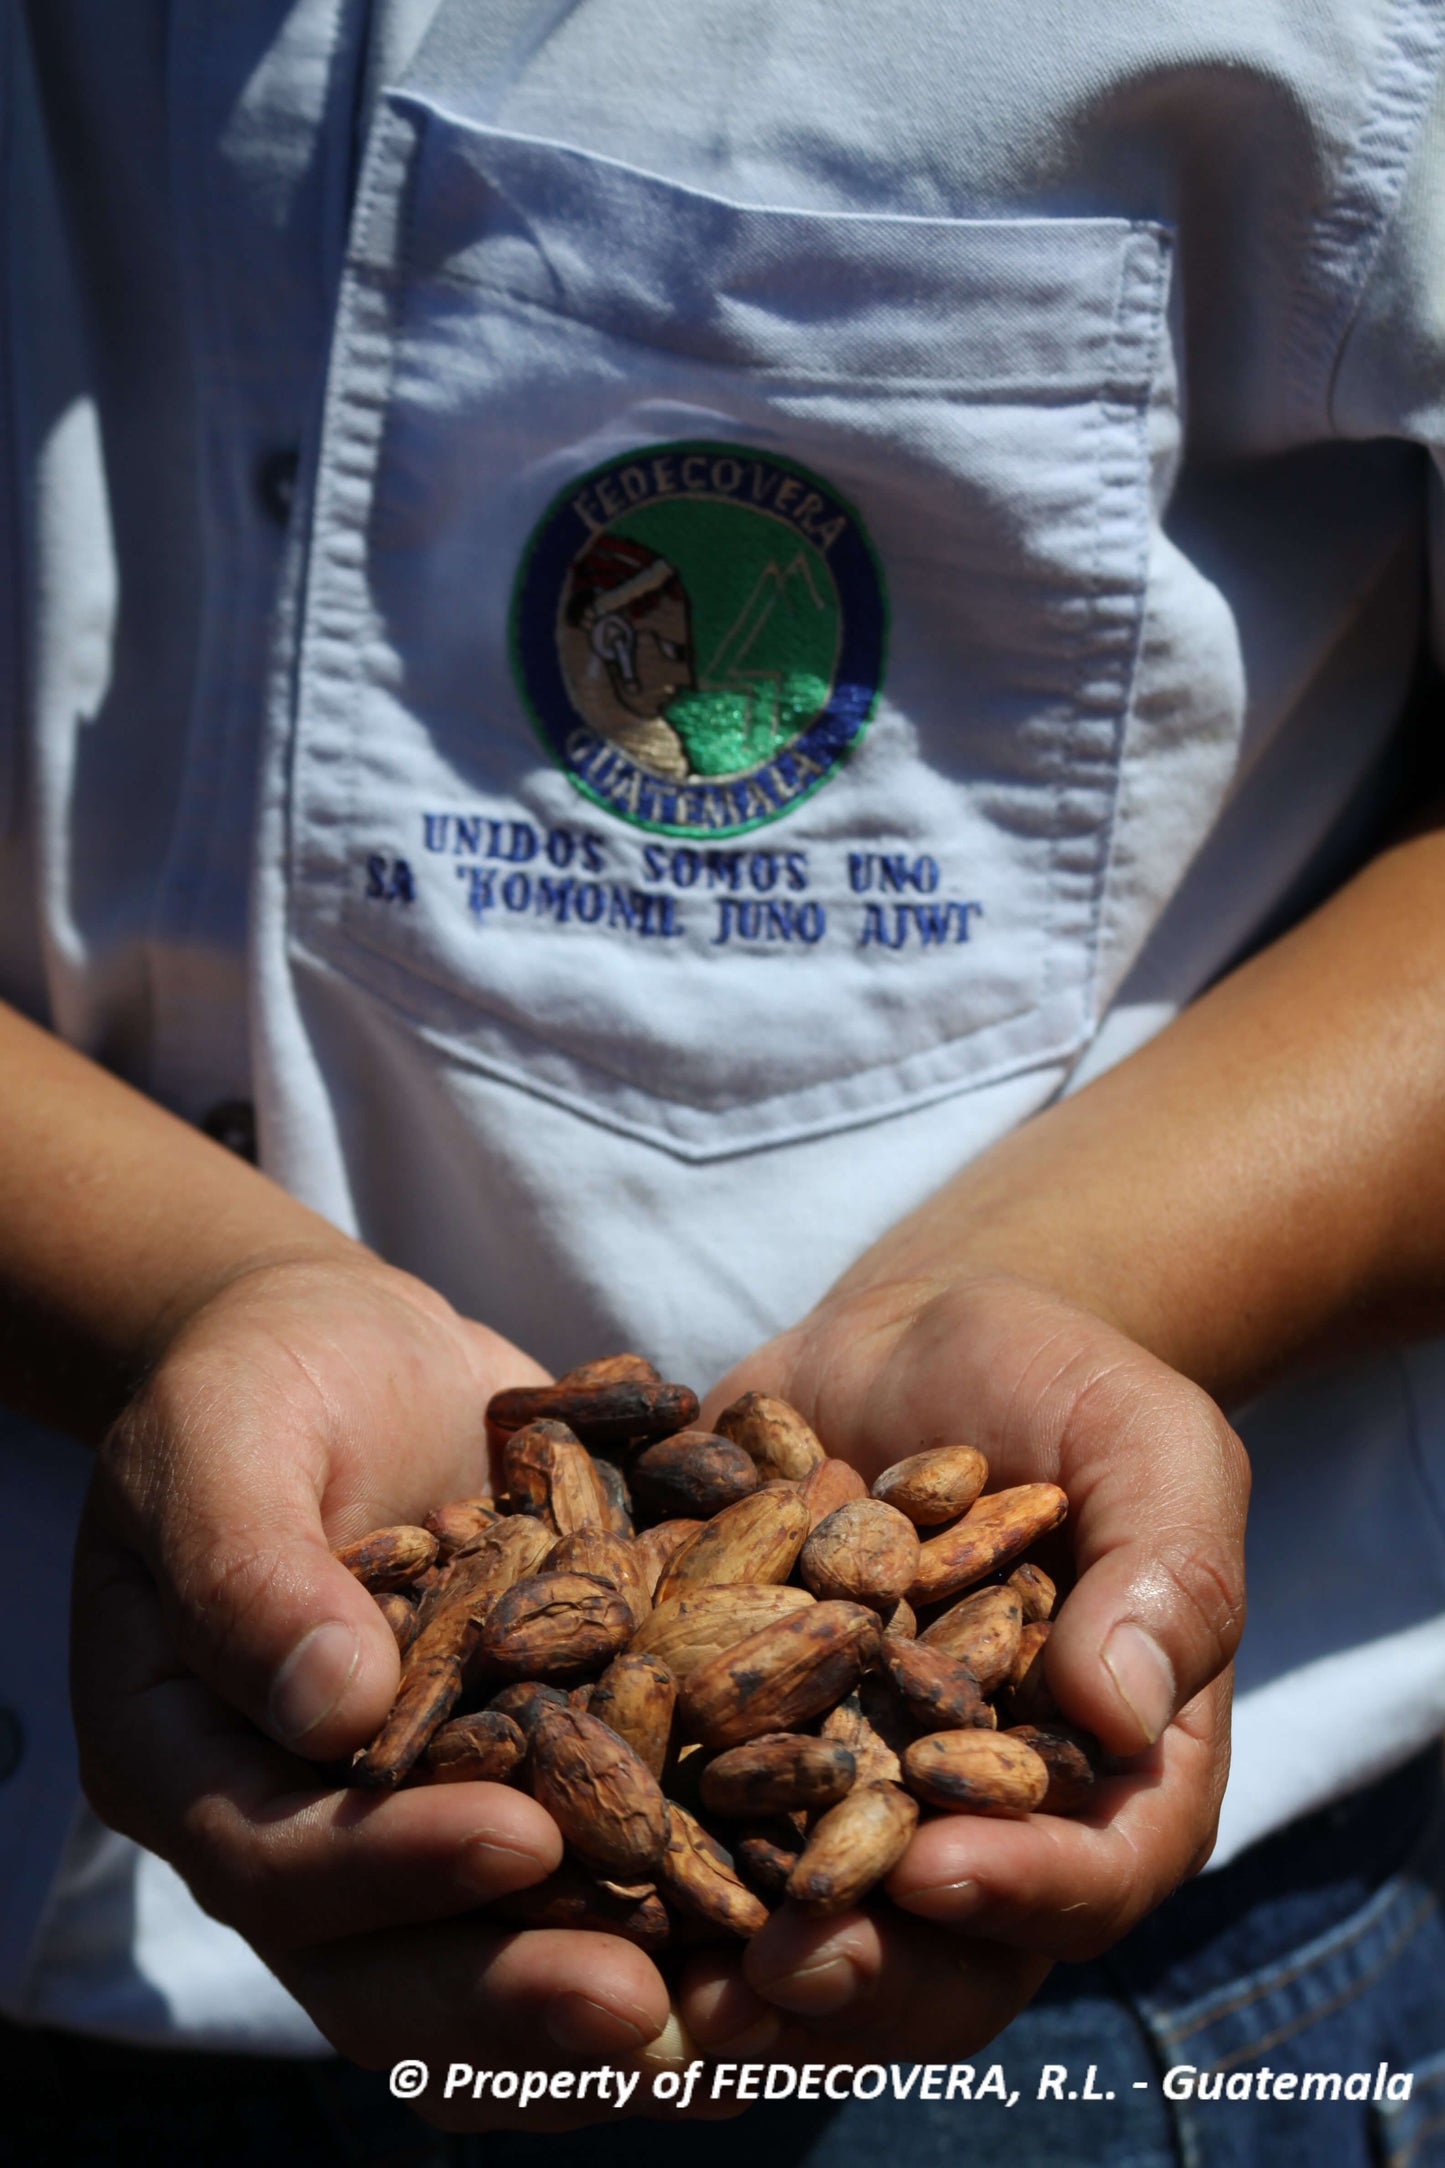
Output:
[658, 1803, 770, 1937]
[334, 1524, 438, 1593]
[903, 1729, 1050, 1815]
[421, 1709, 527, 1784]
[700, 1732, 857, 1818]
[919, 1584, 1023, 1694]
[872, 1445, 988, 1527]
[548, 1529, 651, 1631]
[786, 1782, 919, 1914]
[479, 1572, 634, 1682]
[528, 1707, 671, 1878]
[588, 1651, 676, 1780]
[654, 1486, 811, 1603]
[487, 1378, 699, 1450]
[909, 1484, 1068, 1606]
[799, 1500, 921, 1609]
[714, 1392, 826, 1482]
[679, 1600, 880, 1749]
[880, 1637, 991, 1732]
[630, 1584, 815, 1679]
[630, 1431, 760, 1520]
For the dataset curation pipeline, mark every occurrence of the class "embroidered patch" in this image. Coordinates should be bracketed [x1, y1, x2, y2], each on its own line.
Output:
[510, 441, 886, 837]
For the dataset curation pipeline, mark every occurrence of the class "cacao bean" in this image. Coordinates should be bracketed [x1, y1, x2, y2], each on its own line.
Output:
[632, 1519, 704, 1600]
[1007, 1723, 1098, 1813]
[374, 1590, 419, 1654]
[529, 1707, 671, 1878]
[334, 1524, 438, 1593]
[487, 1378, 699, 1450]
[503, 1420, 609, 1536]
[679, 1600, 880, 1749]
[799, 1500, 921, 1610]
[700, 1732, 857, 1818]
[872, 1445, 988, 1527]
[485, 1680, 570, 1736]
[909, 1484, 1068, 1606]
[629, 1584, 815, 1679]
[1006, 1619, 1059, 1723]
[548, 1529, 650, 1631]
[588, 1651, 676, 1779]
[422, 1708, 526, 1784]
[630, 1431, 760, 1520]
[733, 1819, 806, 1900]
[798, 1456, 869, 1528]
[593, 1455, 635, 1539]
[1009, 1561, 1057, 1623]
[880, 1637, 991, 1732]
[353, 1653, 462, 1789]
[555, 1353, 661, 1389]
[658, 1803, 770, 1937]
[903, 1729, 1050, 1815]
[919, 1584, 1023, 1694]
[424, 1500, 498, 1557]
[714, 1392, 825, 1482]
[419, 1518, 554, 1630]
[822, 1685, 906, 1785]
[480, 1572, 634, 1682]
[786, 1782, 919, 1914]
[654, 1486, 811, 1603]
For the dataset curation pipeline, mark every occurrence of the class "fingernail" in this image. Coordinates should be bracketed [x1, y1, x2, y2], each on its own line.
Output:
[545, 1991, 662, 2057]
[893, 1877, 982, 1924]
[267, 1620, 360, 1743]
[637, 2011, 696, 2072]
[749, 1948, 861, 2018]
[1102, 1621, 1175, 1746]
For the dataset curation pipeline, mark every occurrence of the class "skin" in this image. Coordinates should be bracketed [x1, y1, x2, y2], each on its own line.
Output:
[4, 813, 1445, 2123]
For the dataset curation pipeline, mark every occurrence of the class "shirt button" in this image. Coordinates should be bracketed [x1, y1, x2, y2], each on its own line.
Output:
[257, 447, 300, 526]
[202, 1100, 258, 1164]
[0, 1709, 22, 1782]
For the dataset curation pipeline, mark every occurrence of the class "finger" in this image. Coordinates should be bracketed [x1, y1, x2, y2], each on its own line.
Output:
[276, 1922, 671, 2132]
[888, 1683, 1231, 1959]
[675, 1948, 784, 2058]
[1044, 1357, 1248, 1752]
[72, 1518, 563, 1948]
[97, 1367, 407, 1760]
[733, 1901, 1049, 2061]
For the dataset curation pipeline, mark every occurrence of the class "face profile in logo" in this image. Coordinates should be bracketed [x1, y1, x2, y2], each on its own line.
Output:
[512, 440, 886, 839]
[559, 534, 698, 782]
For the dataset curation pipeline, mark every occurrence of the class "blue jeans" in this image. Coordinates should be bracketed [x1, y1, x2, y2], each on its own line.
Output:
[5, 1751, 1444, 2168]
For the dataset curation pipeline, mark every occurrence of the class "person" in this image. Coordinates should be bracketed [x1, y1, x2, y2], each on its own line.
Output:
[2, 3, 1445, 2163]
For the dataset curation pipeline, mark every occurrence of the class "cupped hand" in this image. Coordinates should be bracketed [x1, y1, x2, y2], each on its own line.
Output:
[71, 1250, 673, 2128]
[678, 1271, 1247, 2060]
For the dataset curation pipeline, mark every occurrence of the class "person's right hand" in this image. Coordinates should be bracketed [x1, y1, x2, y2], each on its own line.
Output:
[71, 1249, 675, 2130]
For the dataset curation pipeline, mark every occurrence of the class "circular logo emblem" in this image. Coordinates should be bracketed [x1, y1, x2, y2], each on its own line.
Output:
[510, 441, 886, 837]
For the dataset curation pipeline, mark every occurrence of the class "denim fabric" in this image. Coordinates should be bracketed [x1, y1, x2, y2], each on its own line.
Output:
[3, 1751, 1443, 2168]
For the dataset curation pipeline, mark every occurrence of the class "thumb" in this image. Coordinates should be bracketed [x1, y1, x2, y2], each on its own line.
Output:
[98, 1380, 401, 1761]
[1041, 1352, 1250, 1755]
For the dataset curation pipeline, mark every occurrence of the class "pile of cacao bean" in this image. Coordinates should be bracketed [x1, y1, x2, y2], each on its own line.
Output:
[334, 1354, 1099, 1949]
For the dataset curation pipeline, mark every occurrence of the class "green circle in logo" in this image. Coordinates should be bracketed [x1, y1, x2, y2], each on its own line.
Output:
[511, 441, 886, 838]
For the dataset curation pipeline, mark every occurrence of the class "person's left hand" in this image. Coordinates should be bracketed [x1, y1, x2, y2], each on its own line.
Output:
[673, 1269, 1247, 2066]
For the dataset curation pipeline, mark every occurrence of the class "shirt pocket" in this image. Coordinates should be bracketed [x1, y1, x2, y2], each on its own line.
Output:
[283, 93, 1174, 1159]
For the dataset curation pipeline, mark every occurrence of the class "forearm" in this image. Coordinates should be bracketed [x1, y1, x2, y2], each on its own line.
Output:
[833, 817, 1445, 1405]
[0, 1001, 355, 1438]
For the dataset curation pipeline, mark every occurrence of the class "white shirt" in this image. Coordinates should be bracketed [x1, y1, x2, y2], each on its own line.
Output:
[3, 0, 1445, 2049]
